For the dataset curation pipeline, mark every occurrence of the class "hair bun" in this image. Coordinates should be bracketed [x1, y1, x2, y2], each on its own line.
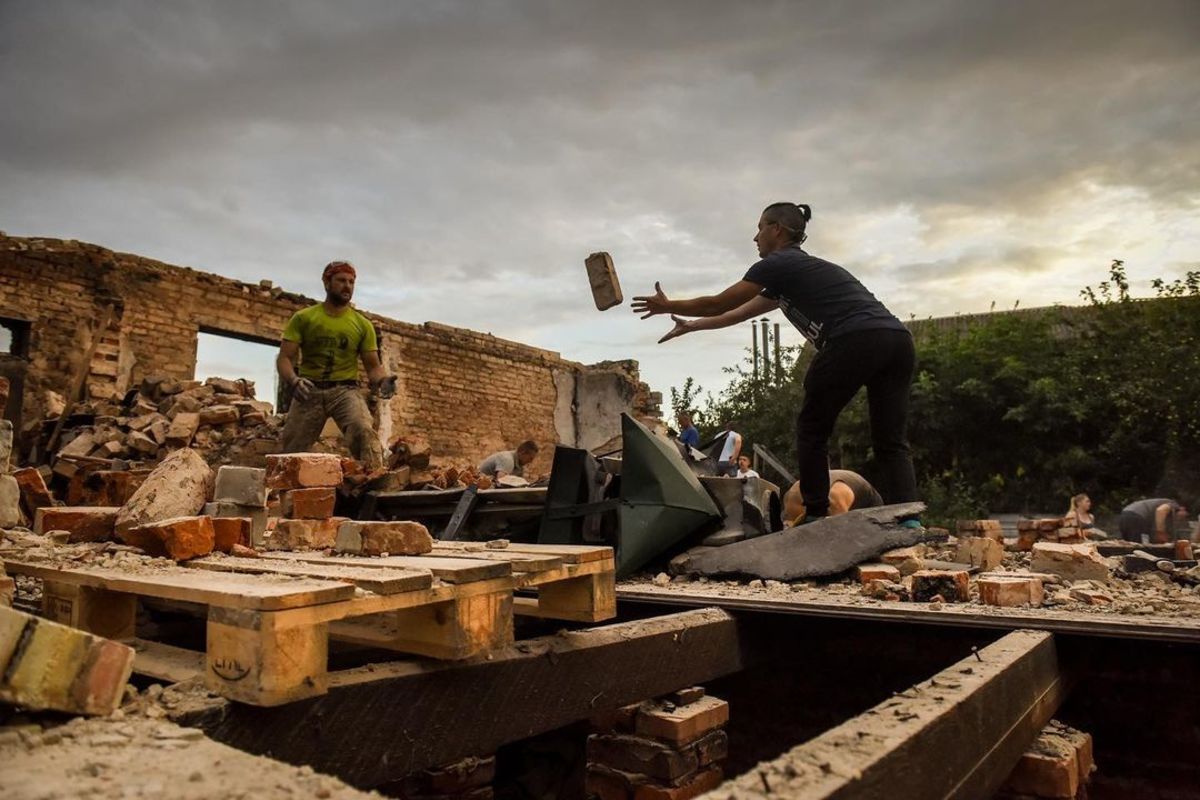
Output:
[796, 203, 812, 222]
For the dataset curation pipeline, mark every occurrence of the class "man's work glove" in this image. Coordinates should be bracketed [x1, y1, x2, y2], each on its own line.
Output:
[376, 375, 398, 399]
[291, 377, 315, 401]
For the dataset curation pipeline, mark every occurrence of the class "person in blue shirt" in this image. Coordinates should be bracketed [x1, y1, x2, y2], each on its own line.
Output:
[677, 411, 700, 449]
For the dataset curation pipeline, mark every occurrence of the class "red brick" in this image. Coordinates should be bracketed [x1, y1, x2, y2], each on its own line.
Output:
[211, 516, 251, 553]
[34, 506, 119, 542]
[1175, 539, 1194, 560]
[910, 570, 970, 603]
[0, 606, 135, 716]
[633, 767, 723, 800]
[978, 576, 1044, 608]
[589, 734, 700, 783]
[281, 487, 337, 519]
[199, 404, 239, 426]
[635, 696, 729, 746]
[70, 469, 147, 507]
[586, 767, 632, 800]
[856, 563, 901, 584]
[13, 467, 54, 515]
[1003, 742, 1080, 798]
[123, 515, 215, 560]
[265, 453, 343, 489]
[267, 517, 345, 550]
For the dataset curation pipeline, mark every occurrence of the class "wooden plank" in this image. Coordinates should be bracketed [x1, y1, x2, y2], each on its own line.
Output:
[177, 608, 743, 786]
[427, 546, 564, 572]
[434, 540, 613, 564]
[260, 551, 510, 583]
[515, 570, 616, 622]
[187, 556, 433, 595]
[128, 638, 206, 684]
[695, 631, 1065, 800]
[0, 557, 355, 611]
[332, 588, 514, 659]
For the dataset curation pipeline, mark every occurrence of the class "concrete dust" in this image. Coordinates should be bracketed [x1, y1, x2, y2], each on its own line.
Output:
[0, 709, 382, 800]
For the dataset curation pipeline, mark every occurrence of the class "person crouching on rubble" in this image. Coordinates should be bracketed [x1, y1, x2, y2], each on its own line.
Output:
[478, 440, 539, 481]
[276, 260, 395, 470]
[633, 202, 918, 527]
[782, 469, 884, 526]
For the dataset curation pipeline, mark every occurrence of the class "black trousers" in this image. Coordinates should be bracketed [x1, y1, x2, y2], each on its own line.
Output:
[796, 328, 917, 516]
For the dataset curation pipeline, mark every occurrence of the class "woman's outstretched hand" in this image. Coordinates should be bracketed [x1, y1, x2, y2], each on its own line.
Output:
[658, 314, 694, 343]
[632, 282, 671, 319]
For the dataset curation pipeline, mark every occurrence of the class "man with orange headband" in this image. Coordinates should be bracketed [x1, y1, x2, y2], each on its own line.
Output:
[275, 261, 393, 469]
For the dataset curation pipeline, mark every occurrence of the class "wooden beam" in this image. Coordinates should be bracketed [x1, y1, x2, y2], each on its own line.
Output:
[175, 608, 743, 787]
[711, 630, 1065, 800]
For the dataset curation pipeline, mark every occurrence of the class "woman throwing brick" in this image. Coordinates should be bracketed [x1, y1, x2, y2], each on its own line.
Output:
[633, 202, 918, 524]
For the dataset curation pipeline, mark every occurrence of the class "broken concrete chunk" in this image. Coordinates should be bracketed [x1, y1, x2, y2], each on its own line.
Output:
[585, 251, 624, 311]
[978, 576, 1044, 608]
[0, 474, 19, 529]
[265, 517, 345, 551]
[910, 569, 970, 602]
[335, 520, 434, 556]
[123, 515, 215, 561]
[164, 411, 200, 447]
[34, 506, 119, 542]
[880, 544, 926, 576]
[1030, 542, 1111, 583]
[265, 453, 343, 490]
[198, 404, 239, 427]
[114, 448, 212, 535]
[213, 465, 267, 507]
[0, 605, 135, 716]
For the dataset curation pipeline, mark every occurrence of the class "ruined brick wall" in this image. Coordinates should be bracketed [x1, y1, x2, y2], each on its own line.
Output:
[3, 236, 661, 470]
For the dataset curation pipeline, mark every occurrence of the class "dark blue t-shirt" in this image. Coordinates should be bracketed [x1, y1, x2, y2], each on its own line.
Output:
[744, 245, 905, 349]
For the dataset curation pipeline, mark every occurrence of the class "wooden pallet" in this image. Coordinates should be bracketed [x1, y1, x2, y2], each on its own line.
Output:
[0, 542, 614, 707]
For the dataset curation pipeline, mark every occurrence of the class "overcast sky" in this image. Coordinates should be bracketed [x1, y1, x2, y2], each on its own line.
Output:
[3, 0, 1197, 405]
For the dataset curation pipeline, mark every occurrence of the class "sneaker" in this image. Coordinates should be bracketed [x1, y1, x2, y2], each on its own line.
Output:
[797, 514, 828, 526]
[899, 518, 924, 531]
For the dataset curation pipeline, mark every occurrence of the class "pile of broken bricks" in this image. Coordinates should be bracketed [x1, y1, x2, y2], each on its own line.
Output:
[8, 448, 434, 564]
[856, 518, 1200, 611]
[46, 375, 280, 484]
[586, 687, 730, 800]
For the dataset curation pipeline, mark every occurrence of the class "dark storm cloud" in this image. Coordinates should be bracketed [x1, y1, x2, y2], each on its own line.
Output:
[2, 0, 1197, 394]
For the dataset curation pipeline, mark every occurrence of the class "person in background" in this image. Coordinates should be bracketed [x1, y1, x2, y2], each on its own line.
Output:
[783, 469, 883, 526]
[677, 411, 700, 449]
[735, 454, 759, 479]
[1064, 493, 1107, 539]
[716, 421, 742, 477]
[478, 440, 539, 480]
[1117, 497, 1190, 544]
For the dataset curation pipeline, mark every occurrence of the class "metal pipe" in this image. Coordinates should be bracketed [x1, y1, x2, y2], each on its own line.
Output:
[774, 322, 783, 384]
[760, 318, 771, 385]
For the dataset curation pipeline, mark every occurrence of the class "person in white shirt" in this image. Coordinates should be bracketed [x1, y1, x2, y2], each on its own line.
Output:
[735, 455, 759, 479]
[716, 421, 743, 477]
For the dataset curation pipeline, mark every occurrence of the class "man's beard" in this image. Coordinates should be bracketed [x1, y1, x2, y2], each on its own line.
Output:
[326, 291, 351, 307]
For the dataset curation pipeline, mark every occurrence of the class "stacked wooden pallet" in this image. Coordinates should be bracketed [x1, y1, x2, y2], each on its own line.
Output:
[0, 542, 614, 707]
